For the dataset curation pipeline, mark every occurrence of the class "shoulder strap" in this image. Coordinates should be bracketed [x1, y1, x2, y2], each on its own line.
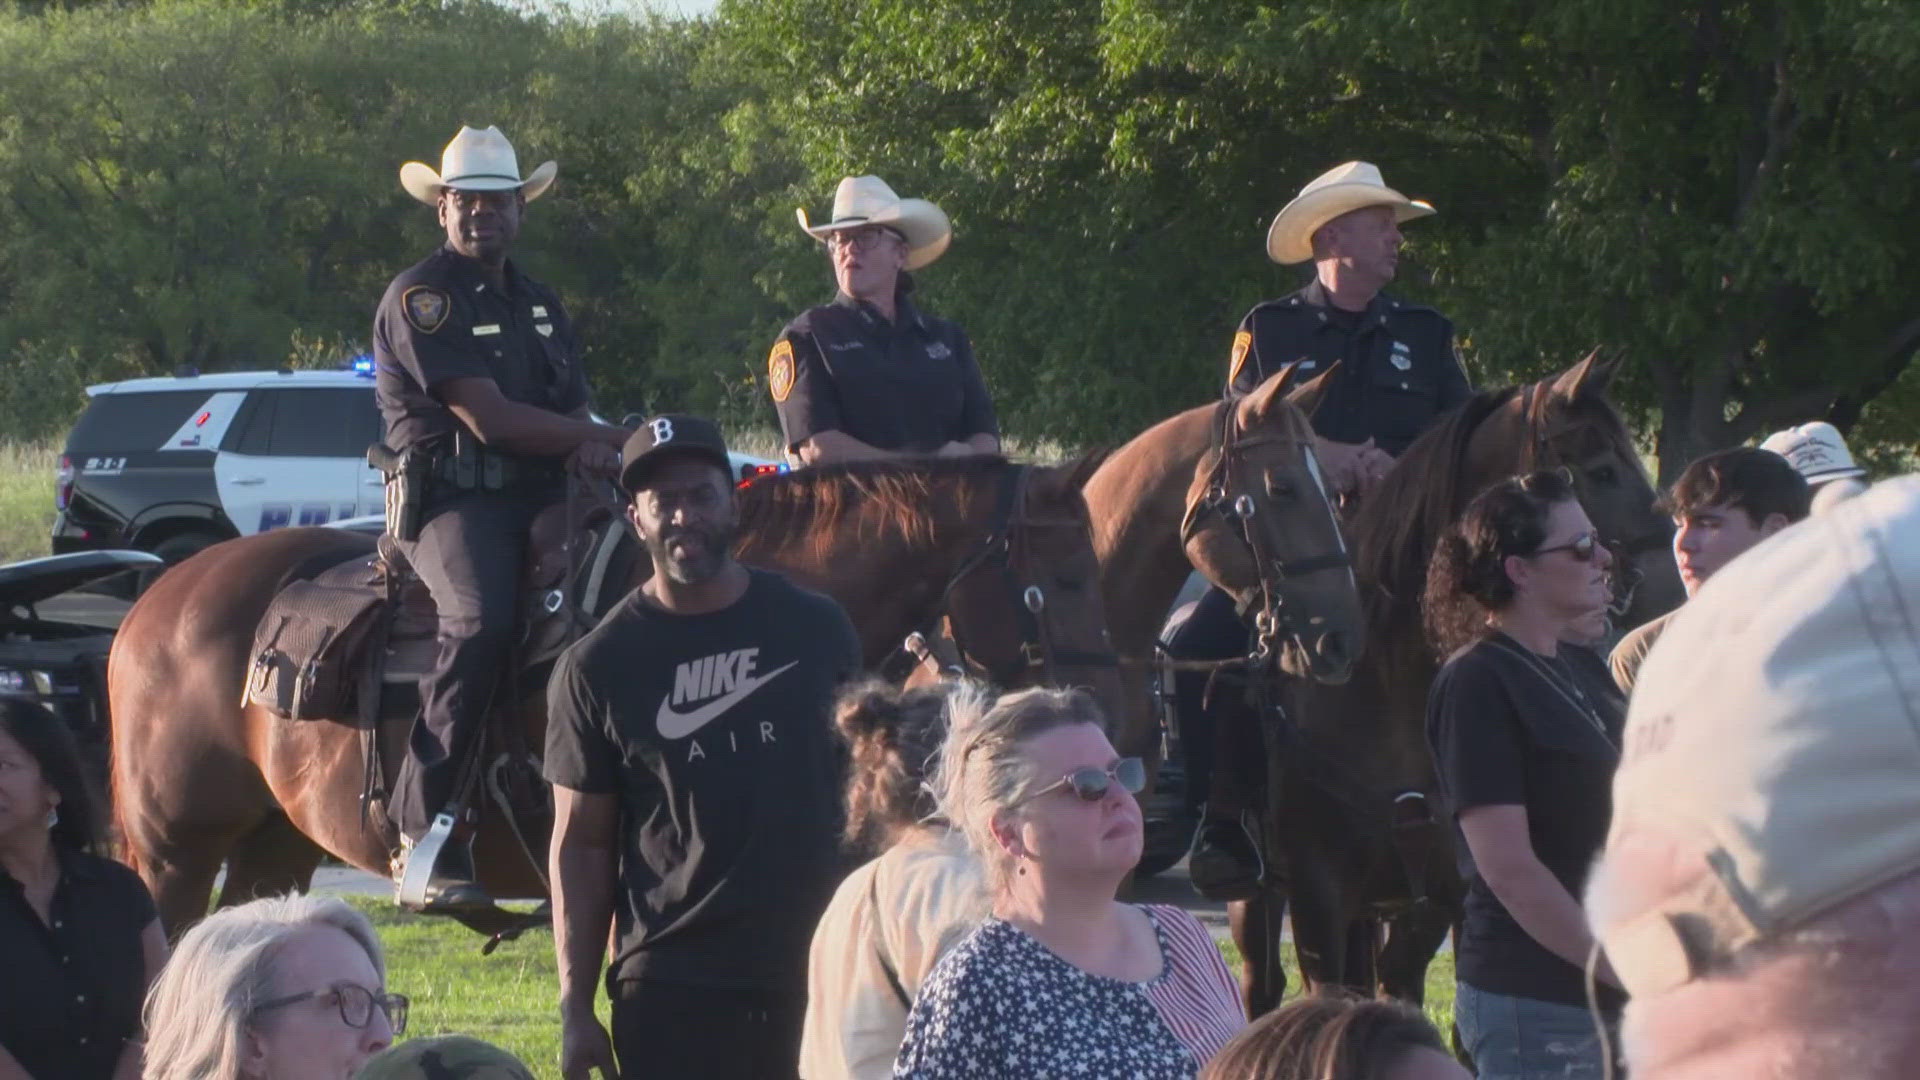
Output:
[869, 870, 913, 1010]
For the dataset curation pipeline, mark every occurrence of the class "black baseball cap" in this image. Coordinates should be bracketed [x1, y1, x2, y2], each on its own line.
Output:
[619, 414, 732, 492]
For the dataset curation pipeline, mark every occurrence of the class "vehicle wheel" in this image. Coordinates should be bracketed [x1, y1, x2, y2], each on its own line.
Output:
[135, 531, 222, 593]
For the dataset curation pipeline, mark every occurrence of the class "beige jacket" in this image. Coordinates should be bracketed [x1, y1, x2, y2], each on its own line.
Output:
[799, 829, 989, 1080]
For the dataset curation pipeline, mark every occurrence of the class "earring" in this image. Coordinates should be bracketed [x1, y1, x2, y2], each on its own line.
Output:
[46, 807, 59, 829]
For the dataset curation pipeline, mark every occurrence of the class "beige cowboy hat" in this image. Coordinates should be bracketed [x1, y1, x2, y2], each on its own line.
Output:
[400, 125, 557, 206]
[797, 175, 952, 270]
[1265, 161, 1435, 265]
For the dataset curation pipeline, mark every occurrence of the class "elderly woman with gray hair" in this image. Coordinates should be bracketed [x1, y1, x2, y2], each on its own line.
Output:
[892, 685, 1244, 1079]
[142, 895, 404, 1080]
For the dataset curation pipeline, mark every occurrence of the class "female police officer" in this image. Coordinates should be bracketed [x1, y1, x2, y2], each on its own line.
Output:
[768, 176, 999, 466]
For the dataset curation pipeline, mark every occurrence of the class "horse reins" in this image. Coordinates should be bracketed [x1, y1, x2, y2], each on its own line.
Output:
[1177, 398, 1351, 665]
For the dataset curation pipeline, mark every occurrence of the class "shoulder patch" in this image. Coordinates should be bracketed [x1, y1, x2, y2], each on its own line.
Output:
[768, 339, 796, 404]
[403, 285, 450, 334]
[1228, 329, 1253, 384]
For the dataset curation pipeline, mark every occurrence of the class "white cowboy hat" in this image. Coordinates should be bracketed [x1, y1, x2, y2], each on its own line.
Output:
[797, 175, 952, 271]
[1760, 421, 1868, 483]
[1264, 161, 1436, 265]
[400, 125, 557, 206]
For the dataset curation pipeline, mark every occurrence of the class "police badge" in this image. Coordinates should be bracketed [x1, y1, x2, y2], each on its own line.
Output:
[403, 286, 450, 334]
[768, 339, 796, 403]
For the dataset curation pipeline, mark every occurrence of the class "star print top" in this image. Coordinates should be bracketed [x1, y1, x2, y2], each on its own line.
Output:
[892, 903, 1245, 1078]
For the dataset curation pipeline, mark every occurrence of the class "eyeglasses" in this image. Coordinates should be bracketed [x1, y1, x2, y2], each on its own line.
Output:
[825, 227, 904, 251]
[251, 983, 409, 1037]
[1531, 531, 1600, 562]
[1017, 757, 1147, 806]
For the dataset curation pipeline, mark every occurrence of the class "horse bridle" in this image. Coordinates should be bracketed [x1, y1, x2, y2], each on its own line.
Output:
[892, 461, 1120, 687]
[1177, 398, 1352, 662]
[1516, 381, 1668, 616]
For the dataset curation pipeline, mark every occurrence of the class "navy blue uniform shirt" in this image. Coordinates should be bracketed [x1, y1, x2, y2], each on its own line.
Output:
[1227, 281, 1469, 455]
[374, 244, 589, 454]
[769, 292, 996, 456]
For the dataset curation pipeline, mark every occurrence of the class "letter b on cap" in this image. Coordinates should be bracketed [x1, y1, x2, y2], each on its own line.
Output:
[650, 417, 675, 445]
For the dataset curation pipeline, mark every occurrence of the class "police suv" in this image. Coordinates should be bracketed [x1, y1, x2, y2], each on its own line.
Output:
[53, 364, 780, 567]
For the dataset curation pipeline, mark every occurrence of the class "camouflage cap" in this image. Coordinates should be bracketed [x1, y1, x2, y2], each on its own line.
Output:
[354, 1036, 538, 1080]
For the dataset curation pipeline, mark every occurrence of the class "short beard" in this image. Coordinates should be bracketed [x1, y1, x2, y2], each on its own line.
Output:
[646, 522, 736, 586]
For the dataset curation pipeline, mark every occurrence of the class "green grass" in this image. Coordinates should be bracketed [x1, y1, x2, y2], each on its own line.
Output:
[350, 896, 1458, 1075]
[0, 439, 58, 563]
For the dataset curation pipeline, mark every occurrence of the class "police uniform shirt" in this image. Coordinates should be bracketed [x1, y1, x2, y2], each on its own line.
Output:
[768, 292, 997, 456]
[374, 244, 588, 454]
[1226, 281, 1470, 455]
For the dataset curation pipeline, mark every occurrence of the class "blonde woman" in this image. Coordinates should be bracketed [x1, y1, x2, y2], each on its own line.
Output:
[143, 896, 403, 1080]
[801, 682, 989, 1079]
[894, 686, 1244, 1078]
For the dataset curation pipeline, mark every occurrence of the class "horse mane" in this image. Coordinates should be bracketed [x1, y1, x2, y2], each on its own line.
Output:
[1348, 388, 1519, 640]
[735, 455, 1014, 553]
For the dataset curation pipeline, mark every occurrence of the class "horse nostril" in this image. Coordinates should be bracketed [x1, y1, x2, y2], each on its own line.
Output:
[1317, 631, 1347, 665]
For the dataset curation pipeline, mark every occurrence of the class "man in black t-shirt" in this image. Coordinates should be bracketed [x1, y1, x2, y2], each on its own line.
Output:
[545, 414, 862, 1080]
[769, 175, 999, 466]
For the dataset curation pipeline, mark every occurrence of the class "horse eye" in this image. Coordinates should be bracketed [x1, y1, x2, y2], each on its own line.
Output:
[1265, 476, 1296, 500]
[1590, 464, 1619, 486]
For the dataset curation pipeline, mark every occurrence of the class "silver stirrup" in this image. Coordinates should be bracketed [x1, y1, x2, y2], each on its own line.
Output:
[395, 811, 457, 908]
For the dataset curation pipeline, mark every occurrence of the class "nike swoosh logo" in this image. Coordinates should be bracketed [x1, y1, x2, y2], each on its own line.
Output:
[655, 661, 799, 740]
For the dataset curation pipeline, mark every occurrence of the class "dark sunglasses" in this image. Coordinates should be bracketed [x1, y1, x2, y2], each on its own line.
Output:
[1018, 757, 1147, 805]
[1532, 531, 1600, 562]
[251, 983, 409, 1037]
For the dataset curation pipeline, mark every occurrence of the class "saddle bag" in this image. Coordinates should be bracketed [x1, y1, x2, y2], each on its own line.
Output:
[245, 579, 387, 721]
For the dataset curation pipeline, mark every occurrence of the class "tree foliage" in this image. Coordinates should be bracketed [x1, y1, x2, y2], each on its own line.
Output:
[0, 0, 1913, 477]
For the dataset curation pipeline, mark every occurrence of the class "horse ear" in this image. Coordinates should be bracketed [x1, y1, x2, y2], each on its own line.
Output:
[1236, 362, 1302, 426]
[1285, 360, 1340, 417]
[1550, 348, 1617, 402]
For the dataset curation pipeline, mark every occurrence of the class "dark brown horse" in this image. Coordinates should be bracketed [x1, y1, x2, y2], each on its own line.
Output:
[1228, 352, 1685, 1014]
[110, 456, 1121, 935]
[1080, 363, 1364, 768]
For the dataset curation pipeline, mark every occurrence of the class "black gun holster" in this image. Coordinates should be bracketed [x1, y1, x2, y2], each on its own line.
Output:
[368, 442, 432, 542]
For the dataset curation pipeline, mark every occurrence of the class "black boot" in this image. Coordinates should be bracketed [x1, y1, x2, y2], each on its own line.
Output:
[1187, 814, 1263, 902]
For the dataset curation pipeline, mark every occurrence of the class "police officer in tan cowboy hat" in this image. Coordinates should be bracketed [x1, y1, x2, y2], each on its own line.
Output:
[1172, 161, 1474, 898]
[767, 175, 1000, 467]
[374, 125, 628, 910]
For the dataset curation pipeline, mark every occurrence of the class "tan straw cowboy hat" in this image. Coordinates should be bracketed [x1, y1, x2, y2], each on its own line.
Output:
[797, 175, 952, 270]
[400, 125, 557, 206]
[1265, 161, 1435, 265]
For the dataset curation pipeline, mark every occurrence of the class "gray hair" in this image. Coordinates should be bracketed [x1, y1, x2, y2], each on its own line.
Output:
[143, 895, 386, 1080]
[930, 680, 1110, 893]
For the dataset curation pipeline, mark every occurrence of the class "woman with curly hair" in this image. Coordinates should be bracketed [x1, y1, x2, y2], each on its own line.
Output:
[800, 681, 989, 1079]
[1422, 470, 1627, 1079]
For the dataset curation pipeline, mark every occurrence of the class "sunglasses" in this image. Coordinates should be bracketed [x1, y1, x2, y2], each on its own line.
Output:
[1532, 531, 1600, 562]
[1018, 757, 1147, 805]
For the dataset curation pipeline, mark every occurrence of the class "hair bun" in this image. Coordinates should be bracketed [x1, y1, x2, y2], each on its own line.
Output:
[832, 680, 903, 745]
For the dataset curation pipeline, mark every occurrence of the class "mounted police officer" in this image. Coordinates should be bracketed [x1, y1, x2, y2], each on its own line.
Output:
[1174, 161, 1473, 899]
[374, 126, 628, 909]
[768, 175, 1000, 465]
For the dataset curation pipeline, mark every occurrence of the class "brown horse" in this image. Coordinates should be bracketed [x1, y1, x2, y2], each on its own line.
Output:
[110, 456, 1121, 935]
[1080, 363, 1364, 769]
[1228, 352, 1685, 1014]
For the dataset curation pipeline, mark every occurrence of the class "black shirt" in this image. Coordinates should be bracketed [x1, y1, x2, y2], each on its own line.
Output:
[374, 244, 589, 454]
[543, 569, 864, 995]
[1426, 633, 1627, 1010]
[770, 293, 997, 456]
[0, 849, 156, 1080]
[1226, 281, 1470, 455]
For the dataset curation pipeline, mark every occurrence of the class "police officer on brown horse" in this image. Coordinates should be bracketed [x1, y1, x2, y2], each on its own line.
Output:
[768, 175, 1000, 465]
[374, 126, 628, 908]
[1174, 162, 1472, 898]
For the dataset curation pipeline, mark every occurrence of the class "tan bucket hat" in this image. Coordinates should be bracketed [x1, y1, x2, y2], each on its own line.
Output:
[1596, 475, 1920, 998]
[797, 175, 952, 270]
[1265, 161, 1435, 265]
[400, 126, 557, 206]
